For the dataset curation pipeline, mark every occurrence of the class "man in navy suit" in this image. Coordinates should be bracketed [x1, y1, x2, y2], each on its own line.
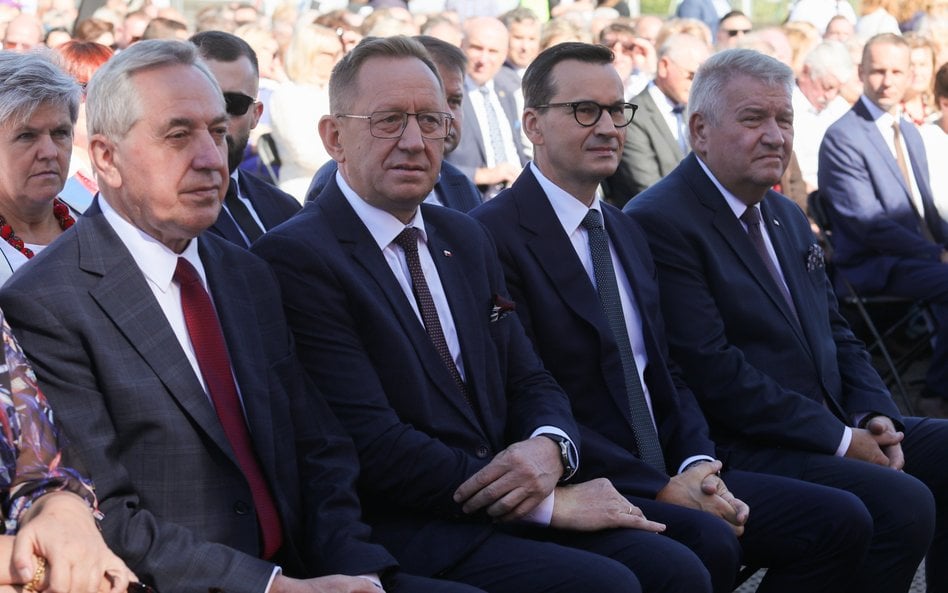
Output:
[191, 31, 300, 247]
[818, 33, 948, 416]
[254, 36, 723, 593]
[627, 48, 948, 593]
[0, 40, 481, 593]
[306, 35, 481, 213]
[472, 41, 870, 593]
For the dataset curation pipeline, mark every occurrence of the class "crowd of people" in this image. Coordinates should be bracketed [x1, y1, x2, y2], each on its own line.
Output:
[0, 0, 945, 592]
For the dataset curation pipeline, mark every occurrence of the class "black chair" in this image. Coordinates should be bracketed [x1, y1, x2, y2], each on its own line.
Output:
[806, 191, 933, 415]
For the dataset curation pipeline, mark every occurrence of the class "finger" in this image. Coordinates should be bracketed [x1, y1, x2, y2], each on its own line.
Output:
[732, 498, 751, 524]
[454, 462, 506, 505]
[484, 486, 531, 519]
[105, 566, 131, 593]
[621, 514, 666, 533]
[10, 536, 37, 583]
[460, 473, 519, 514]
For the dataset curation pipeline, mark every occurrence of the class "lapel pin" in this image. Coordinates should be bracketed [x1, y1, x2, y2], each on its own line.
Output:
[443, 250, 453, 257]
[773, 219, 781, 226]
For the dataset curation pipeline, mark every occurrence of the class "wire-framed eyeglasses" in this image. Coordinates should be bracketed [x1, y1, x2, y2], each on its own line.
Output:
[534, 101, 638, 128]
[335, 110, 454, 140]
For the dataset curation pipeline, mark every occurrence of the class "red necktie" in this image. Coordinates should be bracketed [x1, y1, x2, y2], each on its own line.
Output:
[174, 257, 283, 559]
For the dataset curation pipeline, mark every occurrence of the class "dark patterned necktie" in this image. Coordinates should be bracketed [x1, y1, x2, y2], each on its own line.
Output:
[392, 228, 468, 400]
[225, 180, 264, 245]
[175, 257, 282, 558]
[479, 86, 509, 165]
[581, 210, 666, 473]
[740, 207, 799, 321]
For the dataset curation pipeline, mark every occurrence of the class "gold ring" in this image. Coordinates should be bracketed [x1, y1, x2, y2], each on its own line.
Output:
[627, 505, 634, 515]
[24, 556, 46, 593]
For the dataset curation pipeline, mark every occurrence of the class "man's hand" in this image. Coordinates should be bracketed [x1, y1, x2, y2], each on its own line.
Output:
[846, 416, 904, 468]
[550, 478, 665, 533]
[271, 575, 382, 593]
[454, 437, 562, 520]
[655, 460, 749, 536]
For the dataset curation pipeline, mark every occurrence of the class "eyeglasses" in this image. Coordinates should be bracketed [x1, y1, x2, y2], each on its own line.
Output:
[534, 101, 638, 128]
[223, 92, 256, 116]
[723, 28, 751, 37]
[335, 110, 454, 140]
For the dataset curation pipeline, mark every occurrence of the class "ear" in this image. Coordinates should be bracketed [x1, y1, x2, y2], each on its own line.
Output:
[522, 107, 544, 146]
[689, 112, 706, 155]
[249, 100, 264, 130]
[89, 134, 122, 189]
[319, 114, 345, 163]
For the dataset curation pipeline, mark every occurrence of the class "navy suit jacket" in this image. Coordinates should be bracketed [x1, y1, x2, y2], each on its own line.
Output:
[208, 170, 301, 246]
[0, 200, 395, 593]
[626, 154, 901, 469]
[304, 160, 482, 212]
[445, 69, 529, 192]
[252, 180, 578, 576]
[471, 168, 714, 496]
[818, 99, 947, 293]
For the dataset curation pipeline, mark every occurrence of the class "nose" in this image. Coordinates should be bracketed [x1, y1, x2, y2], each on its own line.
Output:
[35, 133, 59, 160]
[760, 118, 785, 146]
[593, 108, 620, 136]
[193, 129, 227, 171]
[397, 114, 426, 152]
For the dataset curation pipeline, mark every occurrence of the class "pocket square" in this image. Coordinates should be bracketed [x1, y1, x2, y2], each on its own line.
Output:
[806, 243, 825, 271]
[490, 294, 516, 322]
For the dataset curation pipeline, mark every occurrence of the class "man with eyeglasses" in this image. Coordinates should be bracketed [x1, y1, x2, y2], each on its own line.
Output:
[472, 41, 870, 593]
[190, 31, 300, 248]
[253, 35, 711, 593]
[605, 33, 710, 206]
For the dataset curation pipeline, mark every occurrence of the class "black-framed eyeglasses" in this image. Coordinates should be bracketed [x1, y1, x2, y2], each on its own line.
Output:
[534, 101, 638, 128]
[335, 110, 454, 140]
[224, 92, 256, 116]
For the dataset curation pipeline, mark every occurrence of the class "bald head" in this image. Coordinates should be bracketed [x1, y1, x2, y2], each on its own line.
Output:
[462, 17, 508, 86]
[3, 13, 42, 52]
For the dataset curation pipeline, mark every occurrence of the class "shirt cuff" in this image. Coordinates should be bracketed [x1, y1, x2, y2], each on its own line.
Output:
[358, 574, 384, 590]
[677, 455, 716, 475]
[520, 490, 555, 526]
[531, 425, 579, 480]
[264, 566, 281, 593]
[835, 426, 853, 457]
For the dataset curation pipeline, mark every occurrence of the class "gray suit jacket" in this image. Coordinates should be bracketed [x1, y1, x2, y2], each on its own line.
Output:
[605, 88, 684, 207]
[0, 199, 395, 593]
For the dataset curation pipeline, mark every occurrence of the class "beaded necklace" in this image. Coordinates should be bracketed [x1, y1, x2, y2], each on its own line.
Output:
[0, 198, 76, 259]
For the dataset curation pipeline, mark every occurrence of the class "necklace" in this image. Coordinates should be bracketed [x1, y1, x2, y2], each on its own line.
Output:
[0, 198, 76, 259]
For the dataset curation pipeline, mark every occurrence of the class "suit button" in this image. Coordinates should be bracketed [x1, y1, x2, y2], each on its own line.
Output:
[475, 445, 489, 458]
[234, 501, 250, 515]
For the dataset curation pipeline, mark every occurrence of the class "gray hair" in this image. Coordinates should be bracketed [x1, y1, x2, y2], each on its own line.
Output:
[804, 41, 853, 84]
[689, 48, 793, 126]
[0, 51, 80, 128]
[86, 39, 222, 140]
[657, 32, 709, 62]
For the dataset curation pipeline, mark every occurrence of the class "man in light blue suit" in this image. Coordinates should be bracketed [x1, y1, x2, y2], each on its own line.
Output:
[819, 33, 948, 414]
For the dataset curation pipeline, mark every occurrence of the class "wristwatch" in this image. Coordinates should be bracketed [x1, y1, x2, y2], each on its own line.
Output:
[539, 433, 578, 482]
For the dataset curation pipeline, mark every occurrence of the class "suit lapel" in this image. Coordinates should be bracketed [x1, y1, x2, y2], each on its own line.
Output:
[638, 92, 682, 162]
[79, 204, 237, 462]
[319, 185, 485, 434]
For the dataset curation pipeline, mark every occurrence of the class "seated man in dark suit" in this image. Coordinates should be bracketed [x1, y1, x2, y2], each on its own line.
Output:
[818, 33, 948, 417]
[604, 33, 710, 206]
[190, 31, 300, 247]
[626, 48, 948, 593]
[254, 35, 721, 593]
[472, 41, 871, 593]
[306, 35, 481, 213]
[0, 39, 481, 593]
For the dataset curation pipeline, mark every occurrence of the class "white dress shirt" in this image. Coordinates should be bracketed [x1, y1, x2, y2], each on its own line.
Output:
[466, 76, 520, 168]
[861, 95, 926, 216]
[792, 85, 848, 189]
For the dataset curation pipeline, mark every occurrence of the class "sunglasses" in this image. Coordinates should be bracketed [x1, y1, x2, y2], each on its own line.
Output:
[224, 92, 255, 116]
[723, 28, 751, 37]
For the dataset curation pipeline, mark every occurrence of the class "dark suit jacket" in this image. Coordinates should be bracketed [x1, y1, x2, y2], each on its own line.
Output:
[0, 200, 395, 593]
[818, 99, 947, 293]
[208, 170, 301, 246]
[471, 168, 714, 496]
[252, 180, 579, 576]
[445, 69, 529, 191]
[304, 160, 482, 212]
[625, 154, 902, 469]
[605, 88, 684, 206]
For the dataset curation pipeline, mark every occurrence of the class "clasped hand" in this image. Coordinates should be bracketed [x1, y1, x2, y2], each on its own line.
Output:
[656, 460, 749, 536]
[846, 415, 904, 470]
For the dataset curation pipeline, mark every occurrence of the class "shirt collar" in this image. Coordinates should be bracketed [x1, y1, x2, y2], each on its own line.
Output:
[695, 156, 757, 220]
[335, 170, 428, 249]
[647, 82, 678, 115]
[860, 94, 895, 125]
[530, 162, 603, 235]
[99, 194, 205, 292]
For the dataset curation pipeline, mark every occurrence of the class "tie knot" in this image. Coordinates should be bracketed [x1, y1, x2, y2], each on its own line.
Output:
[393, 227, 420, 252]
[740, 206, 762, 226]
[478, 85, 490, 96]
[672, 104, 685, 115]
[174, 257, 202, 287]
[581, 209, 604, 231]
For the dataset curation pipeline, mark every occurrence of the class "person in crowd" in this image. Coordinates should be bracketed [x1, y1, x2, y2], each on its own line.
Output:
[2, 13, 42, 52]
[253, 34, 716, 593]
[0, 52, 82, 285]
[0, 39, 479, 593]
[922, 62, 948, 213]
[903, 33, 940, 125]
[447, 17, 528, 199]
[73, 18, 115, 46]
[605, 32, 709, 204]
[44, 27, 72, 48]
[599, 22, 655, 100]
[54, 41, 114, 213]
[472, 40, 873, 593]
[787, 0, 857, 34]
[857, 0, 902, 38]
[820, 33, 948, 418]
[715, 10, 752, 49]
[500, 7, 542, 78]
[676, 0, 728, 37]
[140, 17, 188, 41]
[116, 9, 149, 49]
[269, 23, 342, 202]
[627, 46, 948, 593]
[190, 31, 300, 247]
[824, 14, 855, 40]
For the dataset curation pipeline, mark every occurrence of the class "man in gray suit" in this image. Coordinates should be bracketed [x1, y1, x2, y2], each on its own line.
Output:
[605, 33, 710, 207]
[0, 39, 481, 593]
